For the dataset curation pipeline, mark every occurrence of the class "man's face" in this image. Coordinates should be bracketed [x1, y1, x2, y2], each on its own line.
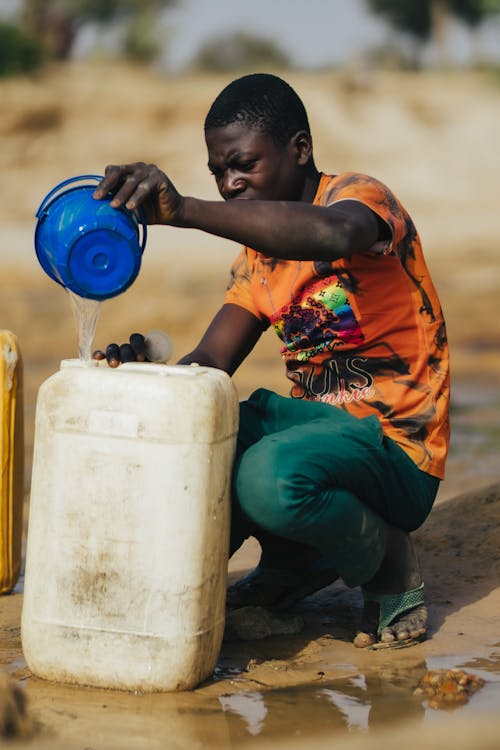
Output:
[205, 122, 307, 202]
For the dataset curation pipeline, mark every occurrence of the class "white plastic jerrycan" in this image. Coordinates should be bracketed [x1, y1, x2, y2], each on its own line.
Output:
[21, 359, 239, 692]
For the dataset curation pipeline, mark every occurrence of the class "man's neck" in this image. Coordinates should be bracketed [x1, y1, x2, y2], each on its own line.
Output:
[300, 164, 321, 203]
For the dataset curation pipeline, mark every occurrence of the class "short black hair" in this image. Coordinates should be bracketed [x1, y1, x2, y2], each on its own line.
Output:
[204, 73, 311, 146]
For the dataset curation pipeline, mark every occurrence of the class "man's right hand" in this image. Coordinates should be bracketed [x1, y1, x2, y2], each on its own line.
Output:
[92, 162, 184, 226]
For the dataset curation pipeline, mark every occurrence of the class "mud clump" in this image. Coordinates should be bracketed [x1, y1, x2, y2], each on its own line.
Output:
[414, 668, 485, 710]
[0, 670, 36, 739]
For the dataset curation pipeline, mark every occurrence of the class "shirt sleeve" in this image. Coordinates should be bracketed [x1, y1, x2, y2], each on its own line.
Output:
[224, 247, 265, 321]
[322, 172, 409, 256]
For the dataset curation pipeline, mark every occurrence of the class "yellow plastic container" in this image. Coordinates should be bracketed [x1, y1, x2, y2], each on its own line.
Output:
[0, 330, 24, 594]
[22, 359, 238, 691]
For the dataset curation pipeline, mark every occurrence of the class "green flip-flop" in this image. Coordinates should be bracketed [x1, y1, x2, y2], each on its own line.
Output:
[359, 582, 426, 650]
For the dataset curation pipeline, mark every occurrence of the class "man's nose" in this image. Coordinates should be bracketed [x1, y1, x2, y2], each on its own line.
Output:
[222, 170, 245, 199]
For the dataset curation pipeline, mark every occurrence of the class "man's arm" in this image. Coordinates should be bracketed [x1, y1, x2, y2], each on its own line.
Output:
[177, 303, 265, 375]
[178, 197, 379, 261]
[94, 303, 264, 372]
[94, 165, 380, 262]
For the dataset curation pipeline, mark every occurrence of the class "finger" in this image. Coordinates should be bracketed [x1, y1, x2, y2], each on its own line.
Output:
[119, 343, 136, 363]
[94, 163, 148, 208]
[105, 342, 121, 368]
[104, 163, 152, 210]
[129, 333, 147, 362]
[110, 177, 145, 209]
[122, 175, 159, 211]
[93, 164, 126, 200]
[92, 349, 106, 361]
[116, 165, 169, 212]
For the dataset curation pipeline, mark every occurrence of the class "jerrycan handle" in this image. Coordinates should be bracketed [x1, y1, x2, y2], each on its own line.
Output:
[35, 174, 147, 251]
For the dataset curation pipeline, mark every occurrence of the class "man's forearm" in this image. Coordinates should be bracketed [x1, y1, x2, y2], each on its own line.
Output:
[178, 197, 377, 260]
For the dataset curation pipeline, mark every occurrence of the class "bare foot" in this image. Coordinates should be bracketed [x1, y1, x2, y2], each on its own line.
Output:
[353, 526, 427, 648]
[379, 604, 427, 643]
[354, 601, 427, 648]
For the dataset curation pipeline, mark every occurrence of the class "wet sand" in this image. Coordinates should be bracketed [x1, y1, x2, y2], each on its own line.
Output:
[1, 477, 500, 748]
[0, 64, 499, 747]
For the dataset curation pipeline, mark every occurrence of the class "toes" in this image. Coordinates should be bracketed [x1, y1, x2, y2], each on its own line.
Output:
[356, 601, 427, 649]
[396, 605, 427, 639]
[379, 627, 397, 643]
[380, 605, 427, 644]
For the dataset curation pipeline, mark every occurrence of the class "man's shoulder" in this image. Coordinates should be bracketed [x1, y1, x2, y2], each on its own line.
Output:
[322, 171, 390, 192]
[319, 171, 404, 216]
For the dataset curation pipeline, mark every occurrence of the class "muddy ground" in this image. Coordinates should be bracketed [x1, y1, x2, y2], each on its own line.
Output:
[0, 64, 499, 748]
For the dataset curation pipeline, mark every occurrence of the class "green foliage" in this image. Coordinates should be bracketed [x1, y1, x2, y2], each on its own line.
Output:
[367, 0, 432, 39]
[452, 0, 492, 25]
[68, 0, 178, 23]
[368, 0, 500, 38]
[191, 30, 291, 73]
[124, 9, 161, 63]
[21, 0, 179, 60]
[0, 21, 43, 76]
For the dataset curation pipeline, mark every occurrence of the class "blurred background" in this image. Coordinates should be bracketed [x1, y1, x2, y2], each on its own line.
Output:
[0, 0, 499, 503]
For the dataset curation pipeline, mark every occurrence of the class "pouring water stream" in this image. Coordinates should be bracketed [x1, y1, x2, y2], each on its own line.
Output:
[68, 291, 101, 362]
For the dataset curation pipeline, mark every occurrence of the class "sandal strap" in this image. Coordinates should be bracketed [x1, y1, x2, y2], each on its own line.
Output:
[363, 583, 425, 635]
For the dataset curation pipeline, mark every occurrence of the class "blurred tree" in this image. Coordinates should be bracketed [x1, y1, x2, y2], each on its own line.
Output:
[452, 0, 500, 25]
[0, 21, 43, 76]
[368, 0, 500, 37]
[191, 30, 291, 73]
[367, 0, 433, 40]
[21, 0, 178, 61]
[367, 0, 500, 65]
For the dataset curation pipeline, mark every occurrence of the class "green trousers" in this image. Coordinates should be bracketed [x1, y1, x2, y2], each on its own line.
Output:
[231, 389, 439, 588]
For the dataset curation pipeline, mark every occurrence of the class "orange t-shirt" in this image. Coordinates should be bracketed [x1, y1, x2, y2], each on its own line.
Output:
[225, 172, 450, 478]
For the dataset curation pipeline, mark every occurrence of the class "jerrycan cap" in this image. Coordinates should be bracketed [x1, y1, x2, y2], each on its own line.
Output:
[34, 174, 147, 301]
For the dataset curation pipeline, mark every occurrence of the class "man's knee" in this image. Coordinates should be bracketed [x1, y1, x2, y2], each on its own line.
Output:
[234, 434, 325, 535]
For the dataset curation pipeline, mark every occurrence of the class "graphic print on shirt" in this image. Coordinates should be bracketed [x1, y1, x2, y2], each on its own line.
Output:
[284, 340, 410, 405]
[271, 274, 364, 363]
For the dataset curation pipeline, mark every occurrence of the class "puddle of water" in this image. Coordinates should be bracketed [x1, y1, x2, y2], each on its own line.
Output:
[321, 687, 371, 731]
[219, 692, 267, 736]
[216, 671, 418, 742]
[215, 651, 500, 744]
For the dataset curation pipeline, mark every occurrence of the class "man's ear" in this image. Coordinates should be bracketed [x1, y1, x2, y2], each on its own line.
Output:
[289, 130, 313, 165]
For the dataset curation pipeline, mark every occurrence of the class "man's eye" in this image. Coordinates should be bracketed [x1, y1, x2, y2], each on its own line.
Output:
[238, 161, 256, 172]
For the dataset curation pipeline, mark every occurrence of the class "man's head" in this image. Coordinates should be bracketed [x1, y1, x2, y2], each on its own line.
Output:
[204, 73, 311, 147]
[205, 74, 317, 202]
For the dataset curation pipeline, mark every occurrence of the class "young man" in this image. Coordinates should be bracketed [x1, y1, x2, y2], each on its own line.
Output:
[93, 73, 450, 648]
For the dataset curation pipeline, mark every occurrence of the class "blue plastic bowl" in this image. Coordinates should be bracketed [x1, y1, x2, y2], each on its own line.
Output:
[34, 175, 147, 301]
